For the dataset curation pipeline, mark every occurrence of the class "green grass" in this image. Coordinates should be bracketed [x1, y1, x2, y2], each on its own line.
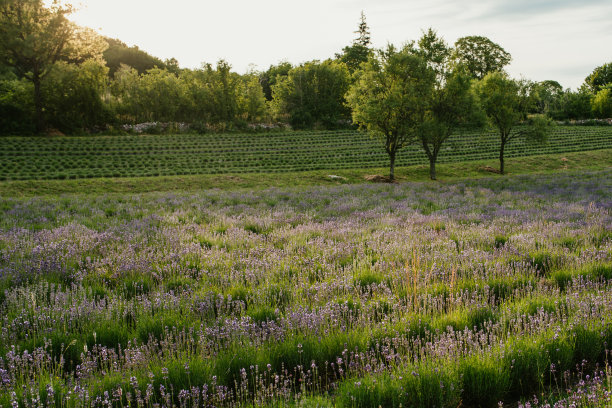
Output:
[1, 148, 610, 196]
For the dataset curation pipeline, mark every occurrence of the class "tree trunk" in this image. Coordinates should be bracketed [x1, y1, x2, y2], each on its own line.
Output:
[389, 151, 396, 181]
[499, 139, 506, 175]
[33, 73, 45, 134]
[429, 158, 436, 180]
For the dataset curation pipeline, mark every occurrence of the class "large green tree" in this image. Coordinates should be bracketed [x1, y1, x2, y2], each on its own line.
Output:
[451, 36, 511, 80]
[412, 29, 483, 180]
[585, 62, 612, 92]
[0, 0, 106, 132]
[272, 60, 351, 129]
[346, 45, 435, 180]
[475, 72, 552, 174]
[42, 59, 110, 132]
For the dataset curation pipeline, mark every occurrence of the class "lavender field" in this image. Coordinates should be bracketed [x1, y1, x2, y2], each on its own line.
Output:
[1, 170, 611, 407]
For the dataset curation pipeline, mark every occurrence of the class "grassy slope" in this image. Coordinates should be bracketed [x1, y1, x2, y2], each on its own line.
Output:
[0, 148, 610, 197]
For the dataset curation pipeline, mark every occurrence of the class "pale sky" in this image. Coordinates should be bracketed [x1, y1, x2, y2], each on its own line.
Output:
[67, 0, 612, 89]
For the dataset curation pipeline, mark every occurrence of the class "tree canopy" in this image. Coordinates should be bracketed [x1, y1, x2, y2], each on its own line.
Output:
[531, 80, 563, 115]
[259, 61, 292, 101]
[585, 62, 612, 92]
[272, 60, 351, 129]
[0, 0, 106, 132]
[451, 36, 511, 80]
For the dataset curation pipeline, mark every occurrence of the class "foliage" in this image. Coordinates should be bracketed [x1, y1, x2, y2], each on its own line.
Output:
[335, 11, 372, 73]
[531, 80, 563, 115]
[419, 68, 483, 179]
[412, 29, 484, 180]
[110, 60, 262, 127]
[550, 88, 593, 120]
[584, 62, 612, 92]
[451, 35, 511, 80]
[138, 67, 187, 122]
[591, 86, 612, 119]
[0, 6, 609, 135]
[259, 61, 292, 101]
[336, 43, 371, 75]
[272, 60, 351, 129]
[0, 75, 34, 134]
[346, 45, 436, 179]
[41, 59, 111, 132]
[475, 72, 553, 174]
[0, 0, 106, 132]
[202, 60, 240, 125]
[354, 10, 371, 47]
[103, 37, 169, 77]
[237, 73, 268, 122]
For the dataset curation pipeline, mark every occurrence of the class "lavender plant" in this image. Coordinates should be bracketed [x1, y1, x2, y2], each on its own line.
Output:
[0, 169, 610, 407]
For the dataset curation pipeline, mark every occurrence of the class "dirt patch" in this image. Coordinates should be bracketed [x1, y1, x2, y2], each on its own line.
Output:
[219, 175, 244, 183]
[364, 174, 397, 183]
[45, 128, 65, 137]
[478, 166, 502, 174]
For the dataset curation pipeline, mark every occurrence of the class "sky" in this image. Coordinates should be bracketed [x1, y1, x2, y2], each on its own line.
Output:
[67, 0, 612, 89]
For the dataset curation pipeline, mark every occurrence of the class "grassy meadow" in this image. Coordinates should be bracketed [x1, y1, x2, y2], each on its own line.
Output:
[1, 165, 611, 407]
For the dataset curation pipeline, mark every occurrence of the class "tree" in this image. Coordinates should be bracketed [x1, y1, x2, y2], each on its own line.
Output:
[0, 73, 34, 134]
[110, 64, 141, 122]
[550, 87, 593, 120]
[354, 11, 371, 47]
[585, 62, 612, 92]
[591, 86, 612, 119]
[346, 45, 435, 180]
[335, 11, 372, 73]
[272, 60, 351, 129]
[206, 60, 240, 125]
[409, 29, 483, 180]
[475, 72, 552, 174]
[420, 69, 483, 179]
[451, 36, 511, 80]
[103, 37, 169, 77]
[0, 0, 106, 132]
[531, 80, 563, 115]
[41, 59, 110, 132]
[238, 73, 268, 122]
[259, 61, 292, 101]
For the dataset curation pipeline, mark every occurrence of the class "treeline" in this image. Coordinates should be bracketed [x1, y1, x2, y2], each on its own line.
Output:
[0, 2, 610, 136]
